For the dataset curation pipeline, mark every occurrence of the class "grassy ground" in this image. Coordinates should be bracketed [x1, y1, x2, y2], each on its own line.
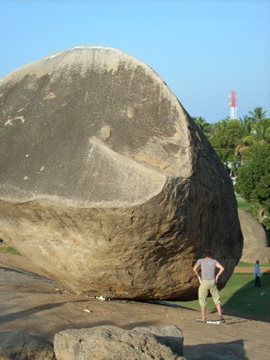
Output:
[166, 273, 270, 320]
[221, 273, 270, 318]
[237, 197, 253, 211]
[237, 261, 270, 267]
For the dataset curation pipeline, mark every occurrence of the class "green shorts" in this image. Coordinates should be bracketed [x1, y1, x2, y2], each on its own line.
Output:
[198, 279, 221, 306]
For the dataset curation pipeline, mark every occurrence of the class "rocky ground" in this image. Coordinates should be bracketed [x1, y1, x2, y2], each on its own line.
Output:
[0, 253, 269, 360]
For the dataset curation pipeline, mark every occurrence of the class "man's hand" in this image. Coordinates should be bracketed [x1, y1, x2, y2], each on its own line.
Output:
[215, 263, 225, 283]
[193, 262, 202, 284]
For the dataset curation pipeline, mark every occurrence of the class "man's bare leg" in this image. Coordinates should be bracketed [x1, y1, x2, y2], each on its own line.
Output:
[216, 303, 222, 316]
[201, 306, 206, 320]
[215, 303, 225, 322]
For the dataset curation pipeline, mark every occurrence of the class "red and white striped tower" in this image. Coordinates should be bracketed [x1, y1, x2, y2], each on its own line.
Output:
[229, 90, 237, 119]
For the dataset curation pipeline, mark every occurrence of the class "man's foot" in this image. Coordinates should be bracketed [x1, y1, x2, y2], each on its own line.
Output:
[196, 318, 206, 323]
[219, 316, 225, 323]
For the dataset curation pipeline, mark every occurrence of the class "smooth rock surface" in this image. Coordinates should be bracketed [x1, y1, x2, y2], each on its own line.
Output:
[240, 248, 270, 264]
[54, 325, 185, 360]
[0, 331, 55, 360]
[238, 210, 268, 248]
[0, 46, 242, 299]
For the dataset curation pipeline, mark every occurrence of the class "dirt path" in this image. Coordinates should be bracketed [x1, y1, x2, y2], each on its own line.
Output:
[234, 266, 270, 273]
[0, 253, 269, 360]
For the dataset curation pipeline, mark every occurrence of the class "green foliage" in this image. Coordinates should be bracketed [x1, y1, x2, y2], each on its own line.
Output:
[193, 106, 270, 228]
[251, 118, 270, 143]
[208, 118, 243, 163]
[248, 106, 267, 122]
[235, 143, 270, 229]
[237, 193, 269, 231]
[206, 107, 269, 164]
[192, 116, 212, 134]
[0, 245, 21, 255]
[237, 197, 253, 211]
[198, 106, 270, 229]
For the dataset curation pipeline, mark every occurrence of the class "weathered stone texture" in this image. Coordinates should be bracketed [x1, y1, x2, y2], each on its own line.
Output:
[0, 331, 55, 360]
[54, 325, 185, 360]
[240, 248, 270, 264]
[238, 209, 269, 263]
[238, 210, 268, 249]
[0, 46, 242, 299]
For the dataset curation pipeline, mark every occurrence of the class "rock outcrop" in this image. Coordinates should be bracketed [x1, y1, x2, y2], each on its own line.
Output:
[0, 331, 55, 360]
[240, 248, 270, 264]
[54, 325, 185, 360]
[238, 210, 268, 249]
[0, 46, 242, 299]
[238, 210, 269, 263]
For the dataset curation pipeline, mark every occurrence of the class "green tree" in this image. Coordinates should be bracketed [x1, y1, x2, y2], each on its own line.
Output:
[192, 116, 211, 134]
[248, 106, 267, 122]
[208, 118, 243, 163]
[236, 117, 270, 156]
[220, 108, 270, 159]
[235, 143, 270, 228]
[235, 116, 254, 156]
[251, 118, 270, 143]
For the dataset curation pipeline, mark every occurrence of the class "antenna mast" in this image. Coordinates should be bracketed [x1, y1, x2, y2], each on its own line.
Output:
[229, 90, 237, 119]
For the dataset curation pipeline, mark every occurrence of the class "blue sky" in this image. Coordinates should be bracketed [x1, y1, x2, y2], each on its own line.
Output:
[0, 0, 269, 123]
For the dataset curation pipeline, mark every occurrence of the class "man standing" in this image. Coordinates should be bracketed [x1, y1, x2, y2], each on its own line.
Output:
[193, 250, 225, 323]
[253, 260, 261, 287]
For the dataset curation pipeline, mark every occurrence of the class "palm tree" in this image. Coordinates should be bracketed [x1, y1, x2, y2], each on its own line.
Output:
[235, 109, 270, 156]
[192, 116, 210, 132]
[239, 116, 253, 137]
[248, 107, 267, 122]
[235, 116, 253, 155]
[251, 118, 270, 143]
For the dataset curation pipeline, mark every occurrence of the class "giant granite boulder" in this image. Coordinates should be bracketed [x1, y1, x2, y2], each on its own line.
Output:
[0, 46, 242, 299]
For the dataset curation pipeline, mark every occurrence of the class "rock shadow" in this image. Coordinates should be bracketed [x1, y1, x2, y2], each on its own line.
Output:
[184, 339, 247, 360]
[0, 265, 52, 282]
[146, 300, 197, 312]
[0, 300, 89, 324]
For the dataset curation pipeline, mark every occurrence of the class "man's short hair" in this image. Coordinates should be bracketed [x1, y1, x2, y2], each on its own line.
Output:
[203, 250, 213, 258]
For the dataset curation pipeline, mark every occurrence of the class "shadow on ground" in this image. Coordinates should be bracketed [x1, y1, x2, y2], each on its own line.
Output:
[0, 300, 89, 325]
[0, 265, 48, 279]
[185, 339, 247, 360]
[222, 273, 270, 322]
